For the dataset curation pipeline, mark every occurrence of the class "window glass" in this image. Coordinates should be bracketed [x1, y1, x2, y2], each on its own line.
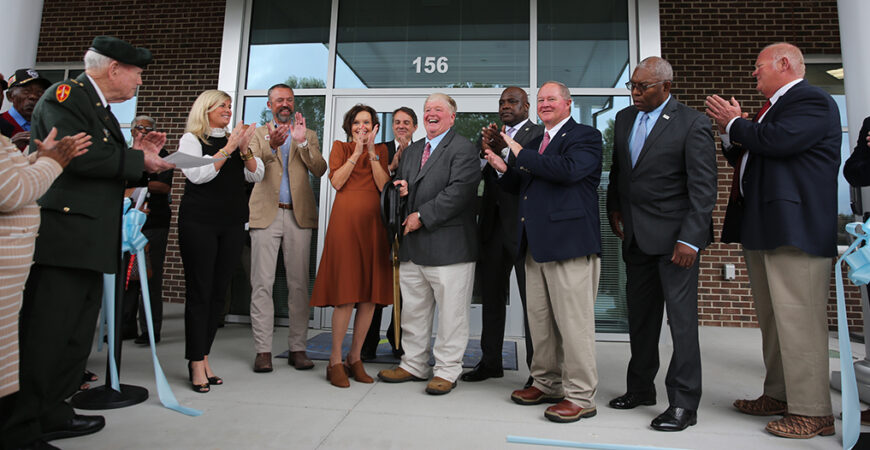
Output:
[538, 0, 630, 88]
[572, 95, 631, 333]
[335, 0, 530, 88]
[246, 0, 331, 90]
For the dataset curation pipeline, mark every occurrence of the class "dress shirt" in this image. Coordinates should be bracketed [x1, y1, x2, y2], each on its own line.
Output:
[424, 128, 450, 157]
[274, 121, 293, 204]
[629, 95, 670, 150]
[85, 74, 109, 109]
[6, 106, 29, 131]
[179, 129, 264, 184]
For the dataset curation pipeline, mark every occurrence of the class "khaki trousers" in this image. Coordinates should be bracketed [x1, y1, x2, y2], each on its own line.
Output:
[526, 253, 600, 409]
[250, 209, 312, 353]
[398, 261, 475, 382]
[744, 246, 833, 416]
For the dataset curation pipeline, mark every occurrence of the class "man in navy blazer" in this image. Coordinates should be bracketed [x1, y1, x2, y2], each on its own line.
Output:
[607, 57, 717, 432]
[706, 42, 840, 439]
[484, 81, 602, 423]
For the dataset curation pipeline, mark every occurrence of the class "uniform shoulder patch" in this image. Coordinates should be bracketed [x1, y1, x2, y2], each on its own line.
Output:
[56, 84, 71, 103]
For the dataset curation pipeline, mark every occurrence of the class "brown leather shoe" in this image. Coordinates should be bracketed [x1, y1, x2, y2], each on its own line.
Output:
[253, 352, 273, 373]
[544, 400, 597, 423]
[326, 363, 350, 388]
[425, 377, 457, 395]
[378, 366, 426, 383]
[765, 414, 835, 439]
[733, 394, 787, 416]
[345, 360, 373, 383]
[511, 386, 564, 405]
[288, 351, 314, 370]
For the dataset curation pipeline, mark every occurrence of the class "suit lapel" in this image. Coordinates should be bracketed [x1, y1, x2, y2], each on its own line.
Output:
[618, 109, 638, 168]
[76, 73, 124, 144]
[634, 99, 678, 168]
[541, 118, 576, 155]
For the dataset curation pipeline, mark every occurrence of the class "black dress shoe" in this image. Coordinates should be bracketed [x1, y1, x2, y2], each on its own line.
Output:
[460, 363, 504, 382]
[42, 414, 106, 441]
[609, 392, 656, 409]
[651, 406, 697, 431]
[134, 333, 160, 345]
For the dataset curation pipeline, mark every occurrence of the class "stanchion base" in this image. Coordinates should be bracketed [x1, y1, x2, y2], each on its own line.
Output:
[70, 384, 149, 410]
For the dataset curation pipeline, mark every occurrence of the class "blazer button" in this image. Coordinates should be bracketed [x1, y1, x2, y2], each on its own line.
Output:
[520, 217, 525, 222]
[523, 196, 527, 200]
[103, 137, 108, 142]
[63, 207, 70, 212]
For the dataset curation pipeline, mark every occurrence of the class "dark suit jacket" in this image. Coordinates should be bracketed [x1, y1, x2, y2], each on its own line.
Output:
[726, 79, 841, 258]
[499, 117, 602, 263]
[843, 116, 870, 187]
[479, 121, 545, 253]
[607, 98, 717, 256]
[29, 73, 146, 273]
[396, 128, 480, 266]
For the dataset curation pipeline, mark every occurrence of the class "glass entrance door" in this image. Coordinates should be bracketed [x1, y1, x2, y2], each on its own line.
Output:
[317, 93, 528, 340]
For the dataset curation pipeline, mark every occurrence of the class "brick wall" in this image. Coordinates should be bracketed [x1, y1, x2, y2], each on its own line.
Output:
[659, 0, 863, 332]
[37, 0, 227, 304]
[36, 1, 863, 331]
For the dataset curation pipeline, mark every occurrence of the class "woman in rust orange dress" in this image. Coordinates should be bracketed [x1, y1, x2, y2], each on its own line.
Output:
[311, 104, 393, 388]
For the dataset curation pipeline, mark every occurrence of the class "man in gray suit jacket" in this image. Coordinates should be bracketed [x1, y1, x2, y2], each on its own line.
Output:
[606, 57, 717, 431]
[378, 93, 481, 396]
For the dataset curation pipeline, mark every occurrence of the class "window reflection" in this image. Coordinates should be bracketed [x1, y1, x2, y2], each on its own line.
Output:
[335, 0, 530, 88]
[246, 0, 331, 90]
[538, 0, 629, 88]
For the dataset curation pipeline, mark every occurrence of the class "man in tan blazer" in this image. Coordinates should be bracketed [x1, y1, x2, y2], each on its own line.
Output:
[248, 83, 326, 373]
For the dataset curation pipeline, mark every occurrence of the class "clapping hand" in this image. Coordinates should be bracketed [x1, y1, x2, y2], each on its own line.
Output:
[289, 112, 307, 143]
[34, 127, 91, 168]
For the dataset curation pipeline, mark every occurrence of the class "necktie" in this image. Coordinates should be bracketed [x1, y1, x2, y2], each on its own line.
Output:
[420, 142, 431, 168]
[538, 131, 550, 154]
[729, 100, 772, 201]
[505, 126, 516, 137]
[630, 113, 649, 167]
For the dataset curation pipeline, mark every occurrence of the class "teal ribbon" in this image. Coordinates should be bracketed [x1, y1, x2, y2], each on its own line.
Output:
[506, 436, 688, 450]
[97, 273, 121, 392]
[110, 198, 202, 416]
[836, 219, 870, 450]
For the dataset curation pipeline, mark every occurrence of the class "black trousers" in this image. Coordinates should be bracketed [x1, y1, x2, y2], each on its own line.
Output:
[0, 265, 103, 449]
[179, 220, 244, 361]
[362, 300, 401, 355]
[478, 222, 532, 371]
[122, 227, 168, 338]
[624, 242, 702, 410]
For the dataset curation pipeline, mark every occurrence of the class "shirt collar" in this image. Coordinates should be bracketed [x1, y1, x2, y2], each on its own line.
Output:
[209, 128, 227, 138]
[85, 74, 109, 108]
[544, 115, 571, 138]
[769, 78, 803, 105]
[7, 106, 28, 128]
[424, 128, 450, 150]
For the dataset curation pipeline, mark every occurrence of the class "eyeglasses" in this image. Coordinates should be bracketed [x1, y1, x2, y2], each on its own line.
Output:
[133, 125, 155, 133]
[625, 80, 667, 92]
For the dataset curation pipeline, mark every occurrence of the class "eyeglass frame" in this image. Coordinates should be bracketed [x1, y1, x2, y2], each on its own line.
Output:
[625, 80, 669, 92]
[133, 124, 155, 133]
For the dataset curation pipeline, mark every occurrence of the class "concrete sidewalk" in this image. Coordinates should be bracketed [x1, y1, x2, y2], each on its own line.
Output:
[61, 302, 857, 449]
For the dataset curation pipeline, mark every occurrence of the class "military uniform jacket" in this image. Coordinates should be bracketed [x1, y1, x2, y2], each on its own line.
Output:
[29, 73, 145, 273]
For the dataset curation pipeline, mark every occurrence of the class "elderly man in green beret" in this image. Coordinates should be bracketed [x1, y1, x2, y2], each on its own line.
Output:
[0, 36, 173, 450]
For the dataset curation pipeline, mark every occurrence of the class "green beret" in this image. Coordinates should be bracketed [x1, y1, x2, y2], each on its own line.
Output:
[89, 36, 152, 68]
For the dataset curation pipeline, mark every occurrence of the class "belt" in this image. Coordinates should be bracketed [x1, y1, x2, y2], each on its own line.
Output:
[278, 202, 293, 210]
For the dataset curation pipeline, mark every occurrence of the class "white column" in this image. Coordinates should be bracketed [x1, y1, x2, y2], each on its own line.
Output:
[0, 0, 44, 112]
[836, 0, 870, 403]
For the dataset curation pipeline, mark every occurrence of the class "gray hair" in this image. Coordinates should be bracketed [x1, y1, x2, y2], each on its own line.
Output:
[637, 56, 674, 82]
[763, 42, 806, 77]
[83, 50, 113, 71]
[133, 114, 156, 126]
[425, 93, 457, 115]
[540, 81, 571, 100]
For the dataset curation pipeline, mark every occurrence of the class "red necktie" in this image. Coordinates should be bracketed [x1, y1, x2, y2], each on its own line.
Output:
[729, 100, 772, 201]
[420, 142, 431, 168]
[538, 131, 551, 154]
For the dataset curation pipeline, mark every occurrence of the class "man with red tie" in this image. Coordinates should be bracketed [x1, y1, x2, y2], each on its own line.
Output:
[706, 42, 841, 439]
[484, 81, 603, 423]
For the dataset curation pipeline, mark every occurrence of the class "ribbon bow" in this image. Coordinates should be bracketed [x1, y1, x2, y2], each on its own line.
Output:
[99, 198, 201, 416]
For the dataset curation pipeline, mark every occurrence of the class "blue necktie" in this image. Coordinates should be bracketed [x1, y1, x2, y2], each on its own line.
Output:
[630, 113, 648, 168]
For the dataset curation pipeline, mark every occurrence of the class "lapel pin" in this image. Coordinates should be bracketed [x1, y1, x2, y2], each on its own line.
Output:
[663, 114, 670, 120]
[561, 133, 566, 137]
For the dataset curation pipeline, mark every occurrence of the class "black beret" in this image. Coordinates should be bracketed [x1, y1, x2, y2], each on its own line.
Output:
[89, 36, 152, 69]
